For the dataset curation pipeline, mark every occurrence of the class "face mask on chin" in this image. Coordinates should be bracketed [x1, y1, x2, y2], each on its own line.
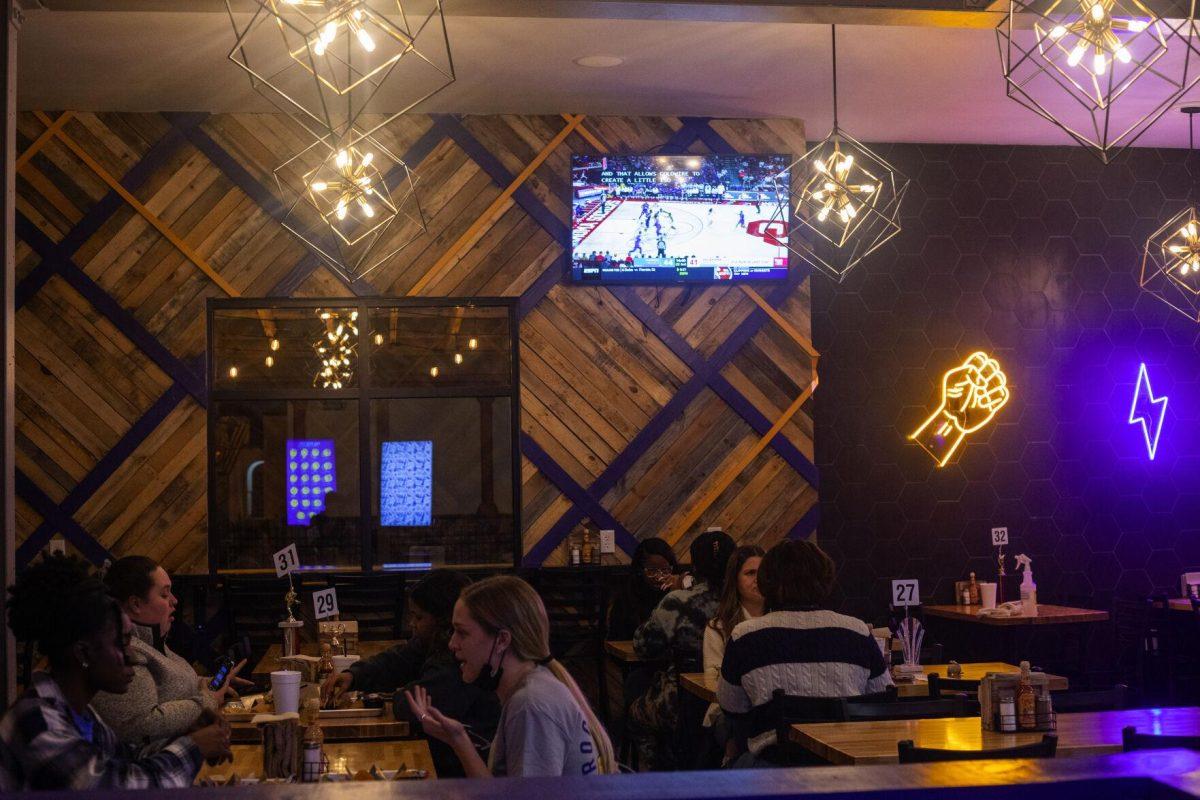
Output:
[472, 635, 505, 692]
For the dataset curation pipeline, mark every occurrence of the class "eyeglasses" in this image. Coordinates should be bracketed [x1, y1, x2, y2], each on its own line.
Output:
[643, 568, 672, 579]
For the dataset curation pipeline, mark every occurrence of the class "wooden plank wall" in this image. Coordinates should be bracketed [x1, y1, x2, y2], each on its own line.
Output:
[12, 111, 818, 573]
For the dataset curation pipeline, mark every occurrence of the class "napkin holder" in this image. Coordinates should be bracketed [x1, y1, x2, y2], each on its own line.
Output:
[979, 671, 1054, 732]
[257, 715, 301, 780]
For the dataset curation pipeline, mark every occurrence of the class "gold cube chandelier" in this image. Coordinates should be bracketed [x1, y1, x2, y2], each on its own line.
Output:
[771, 26, 909, 282]
[275, 128, 427, 284]
[997, 0, 1200, 162]
[225, 0, 455, 141]
[1141, 207, 1200, 322]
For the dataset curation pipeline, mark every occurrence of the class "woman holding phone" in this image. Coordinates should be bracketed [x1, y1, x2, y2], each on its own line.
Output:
[91, 557, 248, 749]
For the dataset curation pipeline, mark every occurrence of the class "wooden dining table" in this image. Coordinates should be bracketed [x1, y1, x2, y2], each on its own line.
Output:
[251, 639, 403, 678]
[790, 706, 1200, 765]
[228, 712, 410, 744]
[196, 739, 436, 783]
[922, 604, 1109, 670]
[680, 662, 1068, 704]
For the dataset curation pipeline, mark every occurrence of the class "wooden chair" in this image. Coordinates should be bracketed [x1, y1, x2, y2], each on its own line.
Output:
[762, 690, 849, 766]
[531, 569, 609, 723]
[1122, 725, 1200, 752]
[844, 695, 967, 721]
[898, 735, 1058, 763]
[222, 574, 313, 661]
[926, 674, 979, 698]
[1050, 684, 1127, 713]
[325, 572, 405, 640]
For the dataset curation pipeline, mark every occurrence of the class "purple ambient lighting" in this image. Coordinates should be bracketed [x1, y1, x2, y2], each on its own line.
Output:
[1129, 363, 1168, 461]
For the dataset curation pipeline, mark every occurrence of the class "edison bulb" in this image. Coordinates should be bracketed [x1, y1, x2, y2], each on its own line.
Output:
[430, 366, 439, 378]
[454, 353, 463, 365]
[265, 355, 274, 368]
[374, 333, 384, 346]
[270, 338, 280, 351]
[468, 337, 478, 350]
[228, 366, 238, 379]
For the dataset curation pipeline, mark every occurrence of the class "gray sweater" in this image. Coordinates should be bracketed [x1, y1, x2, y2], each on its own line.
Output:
[92, 624, 216, 748]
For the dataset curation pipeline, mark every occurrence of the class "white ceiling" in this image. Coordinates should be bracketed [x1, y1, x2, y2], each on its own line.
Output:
[16, 6, 1200, 148]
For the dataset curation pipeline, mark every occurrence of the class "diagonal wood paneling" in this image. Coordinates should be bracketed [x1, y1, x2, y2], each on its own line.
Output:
[14, 110, 817, 571]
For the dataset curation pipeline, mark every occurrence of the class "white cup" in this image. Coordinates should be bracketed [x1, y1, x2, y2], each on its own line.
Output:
[271, 670, 302, 714]
[331, 654, 360, 675]
[979, 582, 997, 610]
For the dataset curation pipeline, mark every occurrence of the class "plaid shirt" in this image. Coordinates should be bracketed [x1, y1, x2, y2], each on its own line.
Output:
[0, 672, 203, 790]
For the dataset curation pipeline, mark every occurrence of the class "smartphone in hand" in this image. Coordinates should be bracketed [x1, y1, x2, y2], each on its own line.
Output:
[209, 656, 235, 691]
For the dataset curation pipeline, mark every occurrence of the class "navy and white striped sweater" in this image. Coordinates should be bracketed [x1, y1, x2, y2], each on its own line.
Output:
[716, 609, 893, 754]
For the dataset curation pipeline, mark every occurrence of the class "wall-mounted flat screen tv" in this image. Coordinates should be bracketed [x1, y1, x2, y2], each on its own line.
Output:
[570, 154, 790, 284]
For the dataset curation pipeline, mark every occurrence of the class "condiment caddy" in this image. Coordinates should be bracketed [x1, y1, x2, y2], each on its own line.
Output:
[979, 662, 1056, 733]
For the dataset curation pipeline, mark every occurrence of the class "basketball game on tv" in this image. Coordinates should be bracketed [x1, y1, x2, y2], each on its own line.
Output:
[570, 154, 790, 284]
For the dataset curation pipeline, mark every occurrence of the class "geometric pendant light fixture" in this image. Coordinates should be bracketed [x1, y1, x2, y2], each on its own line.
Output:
[225, 0, 455, 143]
[225, 0, 452, 283]
[771, 26, 909, 283]
[997, 0, 1200, 163]
[1139, 105, 1200, 322]
[273, 126, 428, 285]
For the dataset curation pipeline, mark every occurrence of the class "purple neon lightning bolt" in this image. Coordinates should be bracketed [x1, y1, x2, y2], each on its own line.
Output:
[1129, 363, 1168, 460]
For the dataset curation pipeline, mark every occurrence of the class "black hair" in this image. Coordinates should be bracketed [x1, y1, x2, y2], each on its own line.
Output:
[758, 540, 836, 610]
[409, 570, 471, 624]
[102, 555, 159, 604]
[690, 529, 736, 593]
[7, 553, 121, 668]
[631, 537, 677, 573]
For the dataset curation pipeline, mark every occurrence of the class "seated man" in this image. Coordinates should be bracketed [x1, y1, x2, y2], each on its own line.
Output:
[717, 540, 893, 765]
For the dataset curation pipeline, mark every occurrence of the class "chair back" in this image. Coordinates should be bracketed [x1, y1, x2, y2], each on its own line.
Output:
[763, 690, 849, 767]
[1050, 684, 1127, 713]
[927, 673, 980, 699]
[326, 572, 405, 640]
[846, 695, 967, 721]
[1122, 725, 1200, 752]
[898, 734, 1058, 763]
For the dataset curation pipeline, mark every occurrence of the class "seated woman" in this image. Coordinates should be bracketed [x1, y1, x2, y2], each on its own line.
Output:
[717, 540, 893, 766]
[405, 576, 616, 777]
[91, 557, 243, 749]
[628, 529, 735, 771]
[606, 537, 678, 642]
[702, 545, 765, 764]
[0, 554, 230, 790]
[320, 570, 500, 777]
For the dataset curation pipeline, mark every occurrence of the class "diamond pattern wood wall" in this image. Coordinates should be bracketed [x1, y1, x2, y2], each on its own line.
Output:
[13, 111, 817, 573]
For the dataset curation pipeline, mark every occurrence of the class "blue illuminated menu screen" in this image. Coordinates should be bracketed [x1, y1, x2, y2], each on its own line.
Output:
[380, 440, 433, 527]
[286, 439, 336, 526]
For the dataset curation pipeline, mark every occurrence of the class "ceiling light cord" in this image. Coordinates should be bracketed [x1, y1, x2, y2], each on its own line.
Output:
[831, 25, 839, 131]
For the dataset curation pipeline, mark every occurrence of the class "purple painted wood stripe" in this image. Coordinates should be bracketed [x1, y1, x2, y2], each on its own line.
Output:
[787, 502, 821, 541]
[516, 252, 567, 320]
[608, 285, 818, 485]
[15, 469, 112, 566]
[16, 122, 194, 309]
[526, 370, 709, 566]
[436, 116, 569, 244]
[708, 374, 819, 487]
[17, 215, 206, 402]
[164, 112, 284, 220]
[661, 117, 711, 154]
[519, 434, 638, 566]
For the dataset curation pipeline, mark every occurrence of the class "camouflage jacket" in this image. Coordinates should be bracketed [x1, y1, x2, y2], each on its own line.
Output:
[632, 582, 719, 669]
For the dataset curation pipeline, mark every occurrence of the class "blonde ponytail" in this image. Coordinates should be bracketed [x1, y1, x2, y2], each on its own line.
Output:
[462, 576, 618, 775]
[545, 658, 617, 775]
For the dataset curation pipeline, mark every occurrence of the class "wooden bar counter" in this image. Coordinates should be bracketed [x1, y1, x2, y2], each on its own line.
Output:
[14, 749, 1200, 799]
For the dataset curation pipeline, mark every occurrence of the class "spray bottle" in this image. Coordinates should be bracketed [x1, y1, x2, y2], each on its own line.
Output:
[1015, 554, 1037, 617]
